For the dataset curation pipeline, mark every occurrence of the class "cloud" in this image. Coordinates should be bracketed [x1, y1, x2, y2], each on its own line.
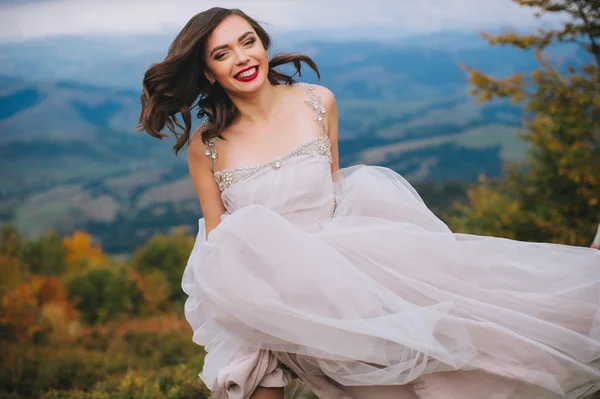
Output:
[0, 0, 560, 42]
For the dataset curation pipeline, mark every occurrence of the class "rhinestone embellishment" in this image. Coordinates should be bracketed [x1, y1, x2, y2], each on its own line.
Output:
[204, 136, 218, 167]
[213, 136, 332, 191]
[300, 82, 327, 128]
[214, 170, 235, 192]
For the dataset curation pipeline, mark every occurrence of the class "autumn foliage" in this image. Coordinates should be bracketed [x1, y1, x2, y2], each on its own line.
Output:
[454, 0, 600, 245]
[0, 225, 207, 398]
[63, 230, 107, 271]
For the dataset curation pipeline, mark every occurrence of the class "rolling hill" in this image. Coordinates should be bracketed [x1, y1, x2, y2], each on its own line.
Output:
[1, 31, 571, 252]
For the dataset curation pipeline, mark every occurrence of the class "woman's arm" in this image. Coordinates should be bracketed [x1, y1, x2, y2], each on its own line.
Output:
[592, 222, 600, 249]
[187, 133, 227, 240]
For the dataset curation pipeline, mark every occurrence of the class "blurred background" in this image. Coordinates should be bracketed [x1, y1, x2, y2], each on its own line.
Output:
[0, 1, 598, 398]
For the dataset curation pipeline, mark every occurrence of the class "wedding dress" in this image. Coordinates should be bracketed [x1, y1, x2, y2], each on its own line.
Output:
[182, 83, 600, 399]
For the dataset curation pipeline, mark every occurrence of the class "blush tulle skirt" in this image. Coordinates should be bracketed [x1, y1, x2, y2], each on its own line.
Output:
[182, 165, 600, 398]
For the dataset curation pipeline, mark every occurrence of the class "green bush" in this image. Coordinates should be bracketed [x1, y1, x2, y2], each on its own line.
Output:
[0, 224, 27, 260]
[130, 229, 194, 307]
[75, 317, 205, 372]
[40, 365, 211, 399]
[24, 231, 67, 276]
[0, 346, 106, 398]
[39, 367, 319, 399]
[65, 266, 142, 324]
[119, 330, 205, 370]
[0, 316, 206, 398]
[0, 224, 66, 276]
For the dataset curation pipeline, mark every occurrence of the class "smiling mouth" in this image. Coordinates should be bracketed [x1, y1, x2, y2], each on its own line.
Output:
[234, 66, 259, 81]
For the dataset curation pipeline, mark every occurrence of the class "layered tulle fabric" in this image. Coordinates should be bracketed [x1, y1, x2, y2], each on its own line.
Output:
[182, 152, 600, 398]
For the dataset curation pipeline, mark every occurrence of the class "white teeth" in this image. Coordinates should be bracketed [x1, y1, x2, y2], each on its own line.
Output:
[236, 67, 257, 78]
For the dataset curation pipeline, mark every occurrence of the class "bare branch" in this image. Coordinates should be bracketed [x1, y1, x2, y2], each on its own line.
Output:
[573, 0, 600, 66]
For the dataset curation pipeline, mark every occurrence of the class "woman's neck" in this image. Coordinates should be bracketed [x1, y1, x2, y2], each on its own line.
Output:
[228, 81, 281, 125]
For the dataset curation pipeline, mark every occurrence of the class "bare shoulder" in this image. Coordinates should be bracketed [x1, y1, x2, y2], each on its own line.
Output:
[311, 84, 336, 111]
[285, 82, 335, 107]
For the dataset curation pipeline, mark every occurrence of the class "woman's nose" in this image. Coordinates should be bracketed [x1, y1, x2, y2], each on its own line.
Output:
[234, 47, 250, 65]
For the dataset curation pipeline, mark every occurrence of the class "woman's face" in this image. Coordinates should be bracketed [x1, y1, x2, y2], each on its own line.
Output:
[204, 15, 268, 94]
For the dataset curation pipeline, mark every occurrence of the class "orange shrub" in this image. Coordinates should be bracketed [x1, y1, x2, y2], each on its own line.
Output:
[0, 275, 79, 344]
[62, 231, 107, 271]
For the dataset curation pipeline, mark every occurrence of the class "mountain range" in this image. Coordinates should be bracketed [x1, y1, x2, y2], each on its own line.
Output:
[0, 31, 583, 252]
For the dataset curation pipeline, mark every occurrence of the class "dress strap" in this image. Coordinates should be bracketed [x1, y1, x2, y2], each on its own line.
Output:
[204, 138, 217, 171]
[199, 119, 217, 171]
[297, 82, 327, 133]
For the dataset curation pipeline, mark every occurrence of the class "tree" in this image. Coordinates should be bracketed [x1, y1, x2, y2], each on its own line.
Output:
[0, 224, 28, 294]
[456, 0, 600, 245]
[0, 224, 67, 277]
[25, 231, 67, 276]
[130, 228, 195, 306]
[0, 224, 26, 260]
[62, 231, 106, 272]
[128, 267, 171, 315]
[0, 276, 79, 343]
[65, 266, 137, 325]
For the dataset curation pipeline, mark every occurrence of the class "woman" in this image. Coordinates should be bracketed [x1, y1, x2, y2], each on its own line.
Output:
[138, 7, 600, 399]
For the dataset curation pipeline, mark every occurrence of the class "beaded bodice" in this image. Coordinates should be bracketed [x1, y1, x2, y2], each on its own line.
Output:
[202, 83, 332, 192]
[212, 136, 332, 192]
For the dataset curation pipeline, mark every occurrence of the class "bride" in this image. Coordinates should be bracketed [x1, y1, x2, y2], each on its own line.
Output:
[138, 7, 600, 399]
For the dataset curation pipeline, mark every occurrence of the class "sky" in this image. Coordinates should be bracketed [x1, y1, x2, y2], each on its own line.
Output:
[0, 0, 562, 42]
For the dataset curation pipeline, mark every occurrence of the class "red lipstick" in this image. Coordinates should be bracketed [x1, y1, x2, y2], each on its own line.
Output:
[234, 65, 259, 82]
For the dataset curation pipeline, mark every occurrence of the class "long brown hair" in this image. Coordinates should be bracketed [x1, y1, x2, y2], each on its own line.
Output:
[137, 7, 320, 155]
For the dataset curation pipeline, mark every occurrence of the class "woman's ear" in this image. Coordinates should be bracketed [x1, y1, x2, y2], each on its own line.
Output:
[205, 70, 216, 85]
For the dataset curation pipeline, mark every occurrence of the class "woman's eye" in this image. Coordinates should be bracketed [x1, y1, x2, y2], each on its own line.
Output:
[244, 38, 256, 46]
[215, 52, 227, 60]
